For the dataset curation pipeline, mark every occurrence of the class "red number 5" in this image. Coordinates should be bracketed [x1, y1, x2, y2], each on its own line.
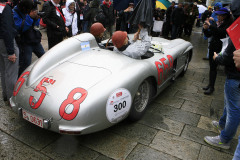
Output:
[29, 77, 55, 109]
[59, 88, 87, 121]
[13, 71, 30, 96]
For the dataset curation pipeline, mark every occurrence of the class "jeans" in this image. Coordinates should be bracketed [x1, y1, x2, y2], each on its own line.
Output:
[171, 24, 180, 40]
[233, 135, 240, 160]
[82, 21, 89, 33]
[19, 43, 45, 76]
[218, 79, 240, 143]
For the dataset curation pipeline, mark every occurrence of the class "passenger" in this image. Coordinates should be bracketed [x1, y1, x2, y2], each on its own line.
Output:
[112, 24, 151, 59]
[90, 22, 106, 49]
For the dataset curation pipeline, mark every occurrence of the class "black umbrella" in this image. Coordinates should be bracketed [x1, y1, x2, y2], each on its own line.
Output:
[128, 0, 153, 28]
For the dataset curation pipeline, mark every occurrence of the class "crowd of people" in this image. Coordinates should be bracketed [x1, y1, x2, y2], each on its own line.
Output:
[0, 0, 240, 159]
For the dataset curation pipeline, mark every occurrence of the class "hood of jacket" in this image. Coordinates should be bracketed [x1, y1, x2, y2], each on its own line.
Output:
[231, 0, 240, 18]
[90, 0, 100, 8]
[66, 0, 75, 12]
[214, 2, 222, 8]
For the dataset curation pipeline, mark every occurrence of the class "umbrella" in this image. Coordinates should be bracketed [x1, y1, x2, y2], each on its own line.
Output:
[128, 0, 153, 27]
[197, 4, 207, 14]
[156, 0, 171, 10]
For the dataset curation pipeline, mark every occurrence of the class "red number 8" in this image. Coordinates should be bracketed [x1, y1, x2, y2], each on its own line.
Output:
[59, 88, 87, 121]
[13, 71, 30, 96]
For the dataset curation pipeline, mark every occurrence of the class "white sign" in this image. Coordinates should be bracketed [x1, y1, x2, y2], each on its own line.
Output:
[106, 88, 132, 123]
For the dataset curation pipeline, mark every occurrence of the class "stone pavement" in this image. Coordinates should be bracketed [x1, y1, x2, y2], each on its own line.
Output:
[0, 27, 239, 160]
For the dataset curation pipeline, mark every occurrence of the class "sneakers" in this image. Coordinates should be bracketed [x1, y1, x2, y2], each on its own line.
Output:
[204, 135, 230, 149]
[212, 120, 223, 133]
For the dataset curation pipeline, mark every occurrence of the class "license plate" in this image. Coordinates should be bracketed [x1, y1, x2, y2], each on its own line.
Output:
[22, 109, 43, 128]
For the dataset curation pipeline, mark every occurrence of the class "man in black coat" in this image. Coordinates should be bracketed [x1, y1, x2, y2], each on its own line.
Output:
[100, 0, 115, 37]
[162, 1, 175, 39]
[171, 2, 184, 39]
[42, 0, 69, 49]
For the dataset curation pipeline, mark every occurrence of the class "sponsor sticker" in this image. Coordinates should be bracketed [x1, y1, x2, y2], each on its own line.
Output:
[106, 88, 132, 123]
[81, 41, 90, 51]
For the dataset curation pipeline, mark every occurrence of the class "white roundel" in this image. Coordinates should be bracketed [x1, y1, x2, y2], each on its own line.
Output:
[106, 88, 132, 123]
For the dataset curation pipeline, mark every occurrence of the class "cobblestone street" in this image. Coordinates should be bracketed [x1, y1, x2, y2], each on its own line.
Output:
[0, 27, 239, 160]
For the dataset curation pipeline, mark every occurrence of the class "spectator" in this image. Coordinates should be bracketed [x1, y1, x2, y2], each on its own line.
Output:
[202, 7, 233, 95]
[13, 0, 45, 75]
[185, 2, 199, 36]
[171, 2, 184, 40]
[84, 0, 100, 31]
[182, 2, 189, 37]
[74, 0, 84, 32]
[204, 2, 240, 150]
[42, 0, 69, 49]
[62, 0, 78, 37]
[201, 6, 213, 24]
[112, 24, 151, 59]
[152, 8, 165, 37]
[162, 1, 175, 39]
[90, 22, 106, 48]
[100, 0, 115, 38]
[118, 2, 136, 34]
[0, 0, 19, 103]
[203, 3, 222, 60]
[81, 0, 90, 32]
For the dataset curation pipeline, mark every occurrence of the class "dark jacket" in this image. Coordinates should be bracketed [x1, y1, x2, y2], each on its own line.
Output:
[215, 39, 240, 80]
[203, 17, 233, 53]
[171, 7, 184, 26]
[42, 1, 66, 38]
[118, 10, 133, 32]
[166, 5, 175, 22]
[85, 0, 100, 27]
[202, 10, 212, 23]
[0, 3, 17, 55]
[100, 2, 115, 27]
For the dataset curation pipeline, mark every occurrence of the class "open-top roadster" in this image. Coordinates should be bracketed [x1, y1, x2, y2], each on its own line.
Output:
[10, 33, 193, 135]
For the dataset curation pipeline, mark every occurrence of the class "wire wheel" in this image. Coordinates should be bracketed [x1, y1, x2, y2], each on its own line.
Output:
[128, 79, 151, 121]
[180, 52, 189, 76]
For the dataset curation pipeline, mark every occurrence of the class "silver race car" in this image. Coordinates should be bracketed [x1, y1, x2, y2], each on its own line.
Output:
[10, 33, 193, 135]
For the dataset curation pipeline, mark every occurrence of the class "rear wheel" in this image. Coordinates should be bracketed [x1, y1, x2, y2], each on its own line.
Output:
[180, 52, 189, 77]
[128, 79, 151, 121]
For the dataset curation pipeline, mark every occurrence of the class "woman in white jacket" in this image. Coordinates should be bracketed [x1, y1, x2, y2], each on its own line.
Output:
[62, 0, 78, 37]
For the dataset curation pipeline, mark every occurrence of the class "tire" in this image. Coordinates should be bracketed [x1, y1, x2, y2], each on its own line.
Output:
[180, 52, 189, 77]
[128, 79, 151, 121]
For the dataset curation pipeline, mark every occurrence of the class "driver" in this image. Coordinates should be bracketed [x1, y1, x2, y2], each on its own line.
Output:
[112, 24, 151, 59]
[90, 22, 106, 49]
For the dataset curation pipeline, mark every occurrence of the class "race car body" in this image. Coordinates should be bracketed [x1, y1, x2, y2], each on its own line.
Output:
[10, 33, 193, 135]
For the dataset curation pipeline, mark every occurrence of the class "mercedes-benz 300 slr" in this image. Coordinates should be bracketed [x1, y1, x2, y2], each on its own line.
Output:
[10, 33, 193, 135]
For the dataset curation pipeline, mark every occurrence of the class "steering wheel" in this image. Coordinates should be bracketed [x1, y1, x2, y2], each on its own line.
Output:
[105, 38, 112, 48]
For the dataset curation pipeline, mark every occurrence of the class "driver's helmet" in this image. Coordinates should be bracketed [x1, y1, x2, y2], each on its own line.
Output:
[90, 23, 106, 37]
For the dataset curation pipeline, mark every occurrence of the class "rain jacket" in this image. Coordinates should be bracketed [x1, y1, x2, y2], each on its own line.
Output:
[211, 2, 222, 22]
[13, 6, 40, 33]
[62, 0, 78, 36]
[114, 28, 151, 59]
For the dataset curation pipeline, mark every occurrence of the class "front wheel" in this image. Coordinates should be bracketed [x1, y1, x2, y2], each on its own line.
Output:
[128, 80, 151, 121]
[180, 52, 189, 77]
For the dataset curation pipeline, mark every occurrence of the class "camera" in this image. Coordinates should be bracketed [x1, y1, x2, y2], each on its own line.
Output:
[37, 12, 45, 17]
